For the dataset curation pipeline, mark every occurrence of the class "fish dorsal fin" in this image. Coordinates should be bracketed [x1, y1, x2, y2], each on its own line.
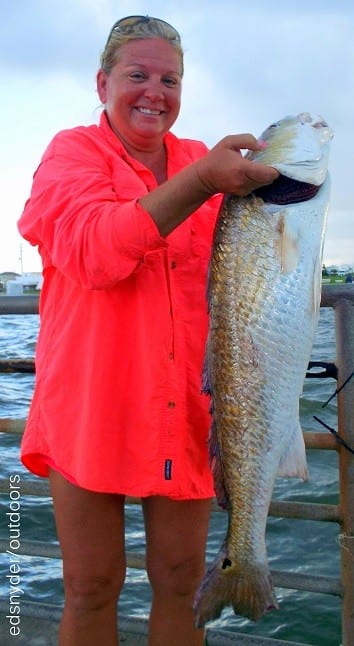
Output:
[277, 420, 308, 480]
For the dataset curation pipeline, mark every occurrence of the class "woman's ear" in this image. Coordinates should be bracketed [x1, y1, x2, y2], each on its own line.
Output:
[96, 69, 107, 104]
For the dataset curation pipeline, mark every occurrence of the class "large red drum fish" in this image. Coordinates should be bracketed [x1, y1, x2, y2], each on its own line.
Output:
[194, 113, 333, 626]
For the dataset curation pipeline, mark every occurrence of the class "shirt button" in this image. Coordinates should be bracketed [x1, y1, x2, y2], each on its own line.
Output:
[171, 261, 177, 269]
[168, 401, 176, 409]
[169, 352, 174, 360]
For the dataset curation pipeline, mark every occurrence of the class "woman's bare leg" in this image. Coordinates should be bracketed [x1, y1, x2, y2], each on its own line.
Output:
[49, 469, 126, 646]
[142, 496, 211, 646]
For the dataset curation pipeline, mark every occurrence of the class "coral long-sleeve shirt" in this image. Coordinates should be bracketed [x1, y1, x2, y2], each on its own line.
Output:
[18, 112, 222, 498]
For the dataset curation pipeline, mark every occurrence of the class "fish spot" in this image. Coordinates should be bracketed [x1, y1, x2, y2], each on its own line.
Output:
[221, 558, 232, 570]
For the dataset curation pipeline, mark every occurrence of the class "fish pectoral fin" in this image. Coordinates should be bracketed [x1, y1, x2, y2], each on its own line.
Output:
[208, 419, 228, 509]
[277, 421, 308, 480]
[276, 214, 300, 274]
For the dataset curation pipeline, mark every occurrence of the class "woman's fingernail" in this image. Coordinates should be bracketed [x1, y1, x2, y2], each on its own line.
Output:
[258, 139, 267, 148]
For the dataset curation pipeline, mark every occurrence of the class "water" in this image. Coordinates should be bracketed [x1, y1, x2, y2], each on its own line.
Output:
[0, 309, 342, 644]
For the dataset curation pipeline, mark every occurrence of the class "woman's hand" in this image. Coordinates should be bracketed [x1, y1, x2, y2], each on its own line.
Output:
[194, 134, 279, 196]
[140, 133, 280, 237]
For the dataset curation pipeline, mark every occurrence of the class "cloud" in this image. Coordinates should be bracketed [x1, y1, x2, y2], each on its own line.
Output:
[0, 0, 353, 272]
[324, 208, 354, 267]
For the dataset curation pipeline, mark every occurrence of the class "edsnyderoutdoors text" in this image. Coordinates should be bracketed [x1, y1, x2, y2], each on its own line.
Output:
[5, 474, 23, 636]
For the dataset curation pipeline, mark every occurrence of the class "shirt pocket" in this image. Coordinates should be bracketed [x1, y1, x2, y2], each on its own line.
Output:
[111, 167, 149, 201]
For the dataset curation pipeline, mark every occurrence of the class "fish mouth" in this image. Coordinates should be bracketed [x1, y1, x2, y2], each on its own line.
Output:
[253, 174, 321, 205]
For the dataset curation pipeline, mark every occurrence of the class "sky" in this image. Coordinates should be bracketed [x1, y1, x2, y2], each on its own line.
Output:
[1, 0, 353, 273]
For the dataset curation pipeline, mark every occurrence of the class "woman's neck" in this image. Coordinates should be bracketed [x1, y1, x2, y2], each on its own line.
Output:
[123, 141, 168, 185]
[110, 122, 168, 184]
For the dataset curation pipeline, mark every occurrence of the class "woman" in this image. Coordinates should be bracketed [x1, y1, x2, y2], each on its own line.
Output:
[18, 16, 278, 646]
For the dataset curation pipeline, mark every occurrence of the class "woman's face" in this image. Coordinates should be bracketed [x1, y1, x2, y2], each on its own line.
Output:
[97, 38, 182, 152]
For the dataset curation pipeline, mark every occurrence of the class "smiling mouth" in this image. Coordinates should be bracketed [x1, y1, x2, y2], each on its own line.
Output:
[136, 107, 163, 116]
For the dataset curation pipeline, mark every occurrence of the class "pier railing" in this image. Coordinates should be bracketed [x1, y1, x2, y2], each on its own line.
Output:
[0, 285, 353, 646]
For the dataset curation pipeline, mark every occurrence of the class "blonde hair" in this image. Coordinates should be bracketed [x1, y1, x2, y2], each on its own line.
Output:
[100, 16, 184, 75]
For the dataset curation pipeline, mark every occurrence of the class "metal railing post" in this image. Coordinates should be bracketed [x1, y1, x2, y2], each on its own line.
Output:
[334, 296, 354, 646]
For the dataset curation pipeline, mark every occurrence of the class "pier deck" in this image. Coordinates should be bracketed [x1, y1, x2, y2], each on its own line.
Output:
[0, 600, 309, 646]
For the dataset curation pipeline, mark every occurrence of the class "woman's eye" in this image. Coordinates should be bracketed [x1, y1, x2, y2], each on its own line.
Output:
[130, 72, 145, 81]
[163, 77, 178, 87]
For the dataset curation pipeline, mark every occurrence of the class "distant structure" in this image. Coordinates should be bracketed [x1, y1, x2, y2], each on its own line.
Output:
[0, 272, 42, 295]
[326, 264, 354, 276]
[0, 272, 20, 291]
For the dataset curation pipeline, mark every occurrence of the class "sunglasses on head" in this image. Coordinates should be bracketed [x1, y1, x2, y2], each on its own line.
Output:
[105, 15, 181, 46]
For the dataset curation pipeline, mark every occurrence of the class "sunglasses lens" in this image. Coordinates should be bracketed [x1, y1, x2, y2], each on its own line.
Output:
[111, 15, 181, 42]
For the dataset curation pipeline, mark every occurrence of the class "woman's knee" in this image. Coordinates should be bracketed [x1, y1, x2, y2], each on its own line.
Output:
[63, 567, 126, 611]
[49, 469, 127, 611]
[147, 553, 204, 598]
[143, 497, 211, 599]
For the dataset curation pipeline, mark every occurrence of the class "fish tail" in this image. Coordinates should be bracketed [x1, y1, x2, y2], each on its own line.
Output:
[194, 549, 278, 627]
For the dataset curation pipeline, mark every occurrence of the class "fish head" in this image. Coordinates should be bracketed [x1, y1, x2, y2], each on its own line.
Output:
[247, 113, 334, 186]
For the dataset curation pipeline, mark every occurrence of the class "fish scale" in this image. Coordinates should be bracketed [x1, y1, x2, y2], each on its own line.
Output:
[194, 113, 333, 626]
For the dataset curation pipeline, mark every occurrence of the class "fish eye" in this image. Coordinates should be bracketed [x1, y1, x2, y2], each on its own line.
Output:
[313, 120, 329, 129]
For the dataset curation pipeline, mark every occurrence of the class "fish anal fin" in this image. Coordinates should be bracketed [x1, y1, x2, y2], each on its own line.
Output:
[277, 421, 308, 480]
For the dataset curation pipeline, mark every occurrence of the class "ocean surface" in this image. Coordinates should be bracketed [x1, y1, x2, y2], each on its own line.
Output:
[0, 308, 343, 645]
